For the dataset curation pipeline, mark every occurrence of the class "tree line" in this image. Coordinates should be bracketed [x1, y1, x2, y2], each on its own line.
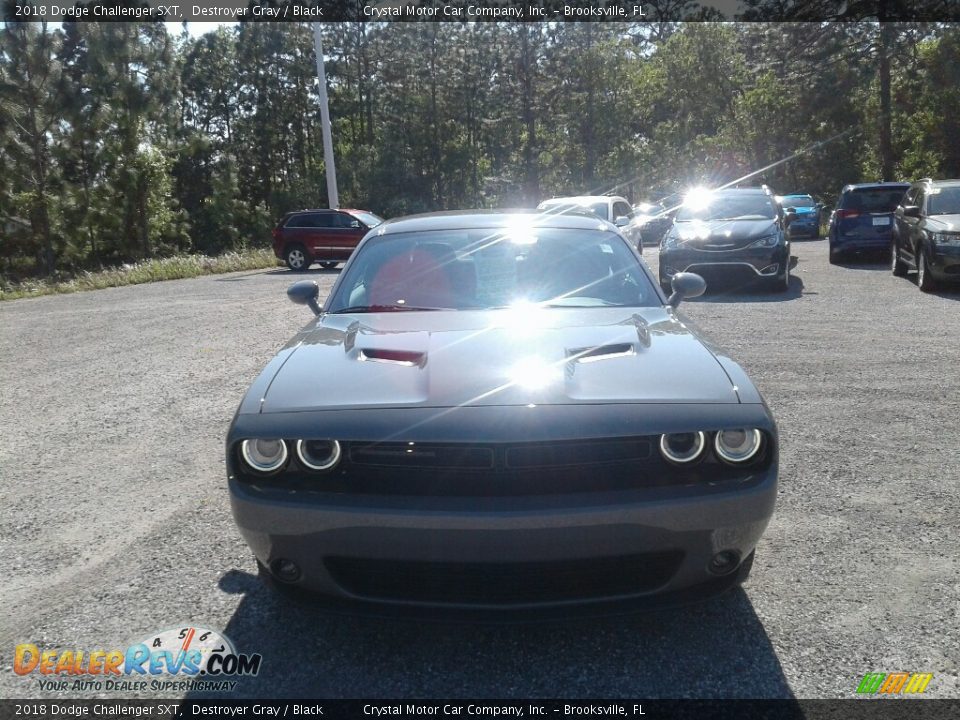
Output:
[1, 20, 959, 280]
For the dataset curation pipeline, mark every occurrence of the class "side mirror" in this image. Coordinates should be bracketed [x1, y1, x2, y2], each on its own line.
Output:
[614, 216, 631, 228]
[902, 205, 921, 219]
[785, 209, 798, 225]
[287, 280, 322, 316]
[666, 272, 706, 307]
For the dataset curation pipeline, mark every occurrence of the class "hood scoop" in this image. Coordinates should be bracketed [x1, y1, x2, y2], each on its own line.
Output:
[567, 343, 635, 364]
[359, 348, 426, 367]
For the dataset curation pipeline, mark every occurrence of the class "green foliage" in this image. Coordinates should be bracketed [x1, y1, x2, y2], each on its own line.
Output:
[1, 21, 958, 284]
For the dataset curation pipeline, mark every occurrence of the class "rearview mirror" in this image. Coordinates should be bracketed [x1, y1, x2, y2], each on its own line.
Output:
[666, 272, 706, 307]
[287, 280, 322, 316]
[614, 216, 631, 227]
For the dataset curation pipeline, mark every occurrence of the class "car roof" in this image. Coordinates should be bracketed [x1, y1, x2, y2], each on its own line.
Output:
[782, 193, 813, 198]
[842, 182, 910, 191]
[374, 210, 617, 235]
[915, 178, 960, 187]
[289, 208, 370, 214]
[538, 195, 619, 204]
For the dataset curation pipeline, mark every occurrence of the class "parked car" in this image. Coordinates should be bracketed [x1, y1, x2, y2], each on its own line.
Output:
[537, 195, 644, 251]
[632, 201, 674, 247]
[659, 187, 793, 292]
[827, 182, 909, 264]
[227, 211, 778, 615]
[892, 178, 960, 292]
[777, 193, 822, 238]
[272, 208, 384, 271]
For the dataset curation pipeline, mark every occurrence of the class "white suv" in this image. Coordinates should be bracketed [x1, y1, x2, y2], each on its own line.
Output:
[537, 195, 645, 251]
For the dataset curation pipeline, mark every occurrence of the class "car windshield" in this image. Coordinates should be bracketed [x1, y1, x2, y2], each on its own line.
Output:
[927, 187, 960, 216]
[783, 196, 815, 208]
[327, 227, 659, 312]
[675, 193, 777, 221]
[348, 211, 384, 227]
[540, 201, 608, 222]
[841, 187, 907, 213]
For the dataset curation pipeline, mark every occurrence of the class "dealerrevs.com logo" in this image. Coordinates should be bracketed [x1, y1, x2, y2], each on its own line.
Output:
[856, 672, 934, 695]
[14, 626, 261, 693]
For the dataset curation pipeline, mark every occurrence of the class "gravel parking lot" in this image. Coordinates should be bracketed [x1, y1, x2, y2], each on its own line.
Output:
[1, 240, 958, 699]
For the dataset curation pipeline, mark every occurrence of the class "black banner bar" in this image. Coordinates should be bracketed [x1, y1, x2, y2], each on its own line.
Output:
[4, 700, 960, 720]
[4, 0, 960, 23]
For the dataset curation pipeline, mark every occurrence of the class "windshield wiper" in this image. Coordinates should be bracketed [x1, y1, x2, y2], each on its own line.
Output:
[331, 304, 450, 314]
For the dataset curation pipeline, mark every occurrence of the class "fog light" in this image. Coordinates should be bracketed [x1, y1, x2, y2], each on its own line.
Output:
[759, 264, 779, 276]
[708, 550, 740, 575]
[271, 558, 301, 583]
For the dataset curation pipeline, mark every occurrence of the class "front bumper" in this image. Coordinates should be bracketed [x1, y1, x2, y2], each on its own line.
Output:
[229, 464, 777, 614]
[929, 244, 960, 282]
[660, 245, 788, 281]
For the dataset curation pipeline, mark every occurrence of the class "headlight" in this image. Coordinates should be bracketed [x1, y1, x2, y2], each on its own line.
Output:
[748, 234, 779, 248]
[932, 232, 960, 247]
[296, 439, 342, 471]
[240, 438, 288, 474]
[714, 429, 763, 464]
[659, 432, 706, 464]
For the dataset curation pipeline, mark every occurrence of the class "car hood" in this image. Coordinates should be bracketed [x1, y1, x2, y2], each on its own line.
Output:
[669, 218, 778, 250]
[258, 308, 740, 413]
[928, 214, 960, 231]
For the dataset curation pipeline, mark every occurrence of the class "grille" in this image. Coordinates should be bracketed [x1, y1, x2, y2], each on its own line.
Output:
[325, 552, 683, 604]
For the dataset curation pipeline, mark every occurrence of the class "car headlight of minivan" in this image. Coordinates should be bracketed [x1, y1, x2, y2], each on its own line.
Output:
[240, 438, 288, 474]
[748, 234, 779, 248]
[932, 232, 960, 247]
[714, 429, 763, 464]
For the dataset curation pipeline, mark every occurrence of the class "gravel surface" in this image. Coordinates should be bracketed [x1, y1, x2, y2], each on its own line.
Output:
[1, 241, 958, 699]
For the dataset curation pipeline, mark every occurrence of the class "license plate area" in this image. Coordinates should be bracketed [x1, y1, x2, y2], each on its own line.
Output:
[872, 216, 891, 226]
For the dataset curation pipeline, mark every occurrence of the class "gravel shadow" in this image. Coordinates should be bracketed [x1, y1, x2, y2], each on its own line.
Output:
[188, 569, 795, 699]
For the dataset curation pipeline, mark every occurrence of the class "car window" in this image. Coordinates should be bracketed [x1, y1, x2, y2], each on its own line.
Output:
[903, 187, 920, 207]
[675, 193, 777, 221]
[784, 196, 815, 208]
[841, 187, 907, 213]
[332, 213, 360, 229]
[347, 211, 384, 228]
[286, 213, 332, 229]
[927, 186, 960, 216]
[328, 227, 660, 312]
[613, 201, 632, 220]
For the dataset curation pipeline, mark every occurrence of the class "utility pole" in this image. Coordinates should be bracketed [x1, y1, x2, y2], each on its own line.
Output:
[313, 22, 339, 209]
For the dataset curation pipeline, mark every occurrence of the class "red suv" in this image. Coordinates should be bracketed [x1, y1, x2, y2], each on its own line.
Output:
[272, 209, 384, 271]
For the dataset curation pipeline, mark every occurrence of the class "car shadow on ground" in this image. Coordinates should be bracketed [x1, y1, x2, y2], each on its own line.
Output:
[215, 267, 340, 281]
[830, 253, 891, 271]
[187, 569, 795, 699]
[689, 274, 807, 304]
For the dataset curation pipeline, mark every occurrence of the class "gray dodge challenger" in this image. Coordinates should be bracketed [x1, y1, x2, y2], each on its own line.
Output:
[226, 211, 778, 616]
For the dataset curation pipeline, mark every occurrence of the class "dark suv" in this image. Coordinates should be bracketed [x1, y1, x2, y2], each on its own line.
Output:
[273, 209, 384, 271]
[827, 182, 909, 263]
[892, 179, 960, 292]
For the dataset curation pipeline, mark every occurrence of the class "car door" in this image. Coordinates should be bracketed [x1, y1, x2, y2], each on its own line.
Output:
[898, 187, 923, 265]
[328, 212, 368, 261]
[284, 213, 331, 261]
[612, 200, 640, 245]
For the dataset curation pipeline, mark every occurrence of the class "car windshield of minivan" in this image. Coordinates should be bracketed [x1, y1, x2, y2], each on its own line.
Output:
[328, 228, 659, 313]
[676, 194, 776, 221]
[927, 187, 960, 216]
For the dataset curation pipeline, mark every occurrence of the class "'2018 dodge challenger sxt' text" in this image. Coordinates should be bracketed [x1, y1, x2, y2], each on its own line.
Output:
[226, 211, 778, 616]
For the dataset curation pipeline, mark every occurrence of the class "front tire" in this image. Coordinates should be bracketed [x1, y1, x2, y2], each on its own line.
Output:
[917, 246, 937, 292]
[769, 261, 789, 292]
[735, 551, 755, 584]
[891, 241, 907, 277]
[285, 244, 311, 272]
[319, 261, 338, 270]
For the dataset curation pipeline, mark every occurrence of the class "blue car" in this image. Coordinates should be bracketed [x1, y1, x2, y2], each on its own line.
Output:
[778, 194, 821, 239]
[828, 182, 910, 263]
